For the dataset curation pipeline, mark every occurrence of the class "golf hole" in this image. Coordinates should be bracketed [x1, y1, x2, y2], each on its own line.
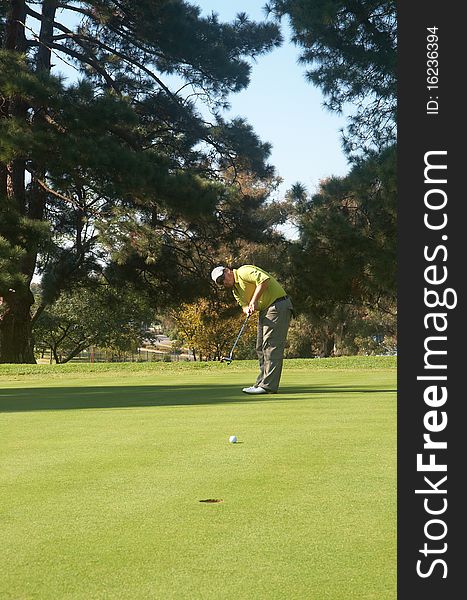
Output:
[199, 499, 224, 504]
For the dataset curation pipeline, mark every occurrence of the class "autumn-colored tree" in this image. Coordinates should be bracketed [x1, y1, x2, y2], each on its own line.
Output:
[170, 298, 256, 361]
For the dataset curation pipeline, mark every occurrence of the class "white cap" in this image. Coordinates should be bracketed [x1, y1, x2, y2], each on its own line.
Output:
[211, 266, 225, 284]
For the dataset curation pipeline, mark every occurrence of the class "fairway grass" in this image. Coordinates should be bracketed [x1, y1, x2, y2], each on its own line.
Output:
[0, 358, 396, 599]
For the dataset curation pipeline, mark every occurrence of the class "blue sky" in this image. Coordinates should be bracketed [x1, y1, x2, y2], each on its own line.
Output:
[193, 1, 350, 198]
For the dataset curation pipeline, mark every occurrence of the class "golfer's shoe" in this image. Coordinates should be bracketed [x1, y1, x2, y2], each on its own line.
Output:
[242, 386, 267, 394]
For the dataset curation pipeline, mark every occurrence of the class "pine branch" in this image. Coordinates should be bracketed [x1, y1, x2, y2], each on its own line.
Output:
[26, 171, 101, 218]
[25, 5, 118, 90]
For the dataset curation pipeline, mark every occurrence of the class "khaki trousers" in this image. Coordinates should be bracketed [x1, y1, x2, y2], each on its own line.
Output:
[255, 297, 293, 393]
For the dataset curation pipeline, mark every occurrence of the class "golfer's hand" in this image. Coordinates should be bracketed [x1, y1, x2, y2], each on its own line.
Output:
[247, 300, 257, 315]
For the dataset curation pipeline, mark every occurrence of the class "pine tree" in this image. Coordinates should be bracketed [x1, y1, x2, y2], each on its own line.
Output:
[0, 1, 281, 362]
[290, 147, 396, 318]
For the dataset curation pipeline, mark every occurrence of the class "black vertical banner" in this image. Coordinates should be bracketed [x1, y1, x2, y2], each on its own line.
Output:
[398, 2, 464, 598]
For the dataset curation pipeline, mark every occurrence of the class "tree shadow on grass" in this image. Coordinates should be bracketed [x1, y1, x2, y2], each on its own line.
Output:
[0, 384, 396, 413]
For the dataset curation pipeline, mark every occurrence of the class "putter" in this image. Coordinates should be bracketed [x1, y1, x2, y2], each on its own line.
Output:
[221, 314, 250, 364]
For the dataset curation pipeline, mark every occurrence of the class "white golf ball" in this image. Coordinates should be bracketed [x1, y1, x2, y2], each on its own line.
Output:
[229, 435, 237, 444]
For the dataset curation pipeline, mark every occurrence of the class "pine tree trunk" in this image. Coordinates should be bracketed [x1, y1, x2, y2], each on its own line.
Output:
[0, 1, 57, 363]
[0, 1, 33, 362]
[0, 289, 36, 363]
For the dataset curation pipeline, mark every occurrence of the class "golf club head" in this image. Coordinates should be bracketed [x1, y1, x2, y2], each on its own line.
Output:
[220, 356, 233, 364]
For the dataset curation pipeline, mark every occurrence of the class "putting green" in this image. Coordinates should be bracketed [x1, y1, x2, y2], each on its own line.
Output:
[0, 358, 396, 599]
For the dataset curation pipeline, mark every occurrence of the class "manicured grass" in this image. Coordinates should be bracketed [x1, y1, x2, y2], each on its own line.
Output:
[0, 355, 396, 378]
[0, 359, 396, 599]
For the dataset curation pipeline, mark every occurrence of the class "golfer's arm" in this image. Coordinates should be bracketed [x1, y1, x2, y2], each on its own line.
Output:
[250, 279, 269, 307]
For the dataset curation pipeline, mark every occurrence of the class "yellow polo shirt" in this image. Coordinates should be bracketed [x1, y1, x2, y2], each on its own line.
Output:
[232, 265, 287, 311]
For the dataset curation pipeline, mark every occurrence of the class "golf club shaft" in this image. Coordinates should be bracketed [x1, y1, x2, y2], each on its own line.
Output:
[229, 314, 250, 357]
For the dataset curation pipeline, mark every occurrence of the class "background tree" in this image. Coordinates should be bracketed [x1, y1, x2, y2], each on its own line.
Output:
[105, 166, 291, 312]
[206, 167, 293, 297]
[170, 297, 256, 362]
[286, 304, 396, 358]
[269, 0, 396, 158]
[32, 280, 155, 363]
[287, 146, 396, 356]
[0, 0, 282, 362]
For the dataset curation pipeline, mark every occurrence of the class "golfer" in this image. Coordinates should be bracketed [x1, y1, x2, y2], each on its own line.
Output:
[211, 265, 293, 394]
